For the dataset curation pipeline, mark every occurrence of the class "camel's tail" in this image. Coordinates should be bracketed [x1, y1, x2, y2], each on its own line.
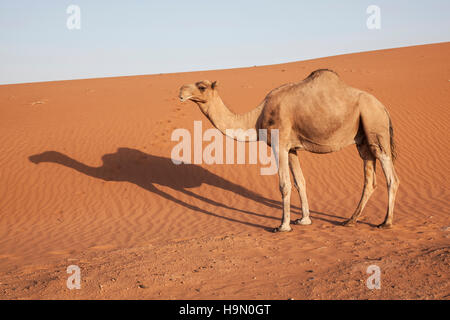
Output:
[389, 116, 397, 163]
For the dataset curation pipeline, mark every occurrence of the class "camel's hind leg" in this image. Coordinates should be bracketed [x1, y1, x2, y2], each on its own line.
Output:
[343, 143, 377, 227]
[288, 151, 312, 225]
[377, 154, 399, 228]
[358, 92, 400, 228]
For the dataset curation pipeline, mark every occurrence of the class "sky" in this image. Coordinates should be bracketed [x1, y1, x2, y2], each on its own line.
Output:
[0, 0, 449, 84]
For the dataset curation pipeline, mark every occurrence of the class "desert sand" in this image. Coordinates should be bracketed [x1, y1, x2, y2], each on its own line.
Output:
[0, 43, 448, 299]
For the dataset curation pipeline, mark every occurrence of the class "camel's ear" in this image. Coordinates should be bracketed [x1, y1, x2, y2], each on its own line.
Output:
[211, 81, 218, 89]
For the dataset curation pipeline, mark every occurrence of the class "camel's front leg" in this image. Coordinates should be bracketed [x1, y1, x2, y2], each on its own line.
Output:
[273, 148, 292, 232]
[288, 151, 312, 225]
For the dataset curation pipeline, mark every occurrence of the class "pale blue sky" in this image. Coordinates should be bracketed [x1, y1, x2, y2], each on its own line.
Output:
[1, 0, 449, 84]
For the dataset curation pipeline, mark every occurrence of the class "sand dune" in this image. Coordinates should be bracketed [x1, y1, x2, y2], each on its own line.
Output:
[0, 43, 449, 299]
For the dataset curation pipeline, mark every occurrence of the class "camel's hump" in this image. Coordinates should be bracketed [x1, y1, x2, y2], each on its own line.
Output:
[267, 69, 341, 97]
[304, 69, 339, 81]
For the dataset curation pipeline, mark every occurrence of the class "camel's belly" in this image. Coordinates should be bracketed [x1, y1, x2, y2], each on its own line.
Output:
[291, 104, 361, 153]
[294, 137, 356, 154]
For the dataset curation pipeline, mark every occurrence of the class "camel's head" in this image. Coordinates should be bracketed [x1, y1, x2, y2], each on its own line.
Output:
[179, 80, 218, 103]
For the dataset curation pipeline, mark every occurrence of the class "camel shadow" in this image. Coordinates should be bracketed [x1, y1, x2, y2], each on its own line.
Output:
[309, 211, 376, 227]
[29, 148, 357, 230]
[29, 148, 289, 230]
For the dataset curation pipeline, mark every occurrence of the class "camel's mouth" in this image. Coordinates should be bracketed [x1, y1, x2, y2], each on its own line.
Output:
[179, 95, 192, 102]
[180, 95, 207, 103]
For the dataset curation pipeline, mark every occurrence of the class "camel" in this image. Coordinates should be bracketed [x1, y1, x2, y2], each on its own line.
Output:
[179, 69, 399, 232]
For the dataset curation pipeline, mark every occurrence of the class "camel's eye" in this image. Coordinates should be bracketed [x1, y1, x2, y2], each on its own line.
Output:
[196, 82, 207, 92]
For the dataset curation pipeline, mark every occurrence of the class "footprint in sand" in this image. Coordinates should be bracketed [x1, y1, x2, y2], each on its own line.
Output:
[88, 244, 115, 251]
[48, 250, 71, 255]
[0, 254, 16, 260]
[29, 99, 49, 106]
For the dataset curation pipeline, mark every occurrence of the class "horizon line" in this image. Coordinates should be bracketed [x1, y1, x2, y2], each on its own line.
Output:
[1, 41, 448, 87]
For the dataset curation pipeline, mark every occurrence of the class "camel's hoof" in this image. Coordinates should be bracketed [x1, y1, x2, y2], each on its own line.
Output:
[272, 225, 293, 233]
[342, 219, 356, 227]
[377, 223, 392, 229]
[293, 217, 312, 225]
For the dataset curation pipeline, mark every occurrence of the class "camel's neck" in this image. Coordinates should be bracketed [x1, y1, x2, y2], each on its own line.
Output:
[197, 95, 264, 142]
